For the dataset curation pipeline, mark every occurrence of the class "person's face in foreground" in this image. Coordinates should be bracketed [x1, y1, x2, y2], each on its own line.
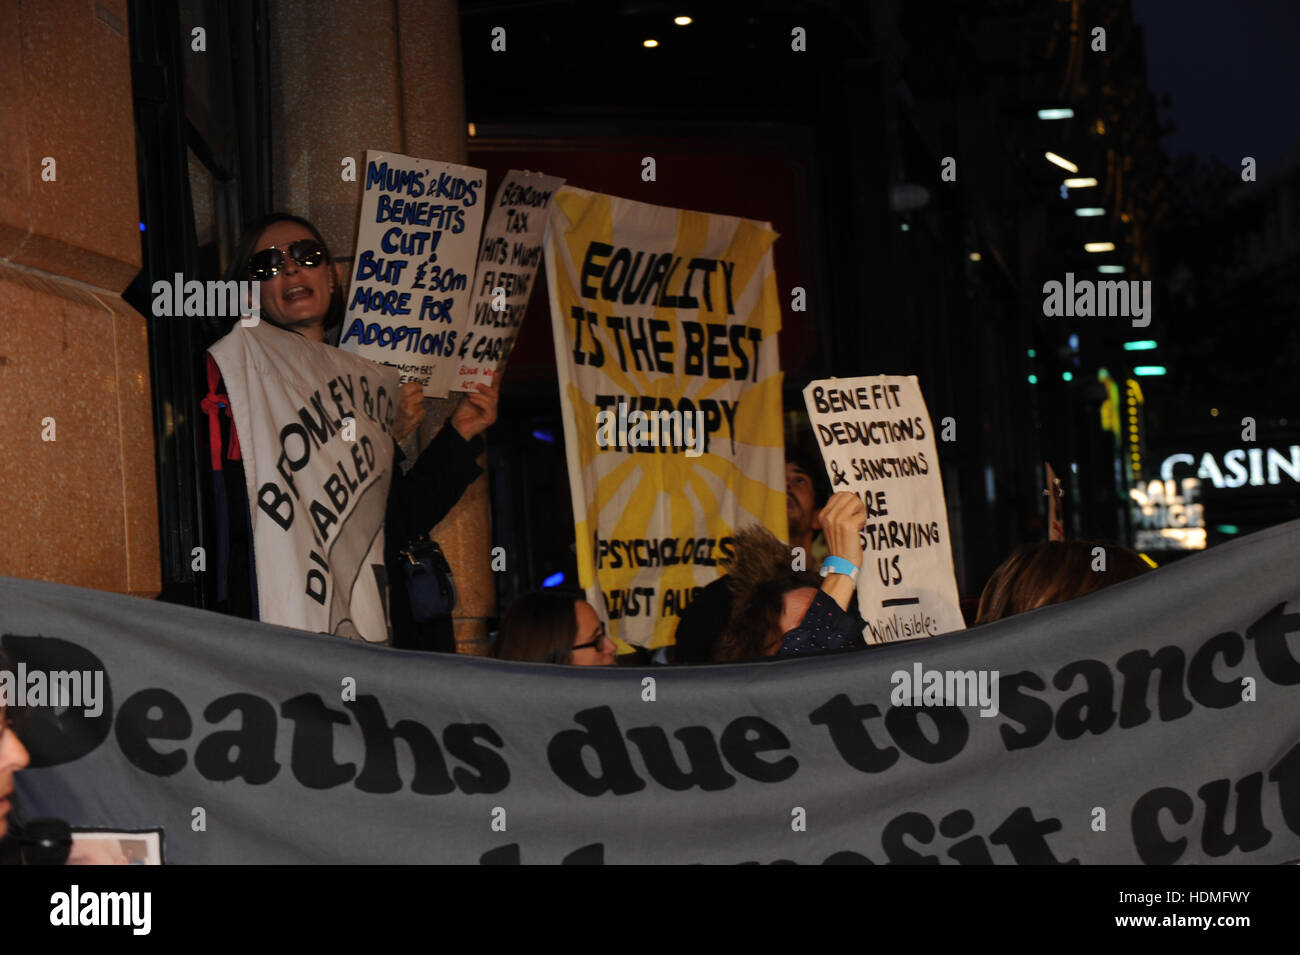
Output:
[0, 707, 31, 841]
[773, 586, 819, 653]
[786, 463, 820, 539]
[571, 600, 617, 666]
[253, 220, 334, 338]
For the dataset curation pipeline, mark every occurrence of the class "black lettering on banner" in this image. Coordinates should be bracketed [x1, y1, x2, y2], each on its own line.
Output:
[1051, 659, 1116, 740]
[116, 688, 191, 776]
[347, 695, 456, 795]
[279, 693, 357, 789]
[547, 706, 798, 796]
[996, 671, 1053, 751]
[194, 693, 281, 784]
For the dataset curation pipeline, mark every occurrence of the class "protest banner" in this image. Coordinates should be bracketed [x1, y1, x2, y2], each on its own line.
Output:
[443, 169, 565, 394]
[544, 186, 787, 649]
[208, 321, 401, 644]
[7, 518, 1300, 863]
[340, 150, 487, 396]
[803, 376, 965, 642]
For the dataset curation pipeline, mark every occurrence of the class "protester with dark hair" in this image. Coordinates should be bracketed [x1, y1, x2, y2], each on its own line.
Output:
[495, 591, 616, 666]
[673, 453, 831, 663]
[203, 213, 498, 650]
[974, 541, 1151, 624]
[714, 525, 822, 661]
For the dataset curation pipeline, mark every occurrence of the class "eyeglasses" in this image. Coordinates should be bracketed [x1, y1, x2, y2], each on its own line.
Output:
[572, 626, 607, 653]
[248, 240, 326, 281]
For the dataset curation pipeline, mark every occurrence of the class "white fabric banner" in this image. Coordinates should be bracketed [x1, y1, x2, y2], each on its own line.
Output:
[544, 186, 788, 650]
[209, 322, 401, 643]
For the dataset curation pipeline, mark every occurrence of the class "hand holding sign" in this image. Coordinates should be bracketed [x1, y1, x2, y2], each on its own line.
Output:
[802, 375, 965, 642]
[450, 377, 501, 442]
[392, 382, 426, 444]
[819, 491, 867, 611]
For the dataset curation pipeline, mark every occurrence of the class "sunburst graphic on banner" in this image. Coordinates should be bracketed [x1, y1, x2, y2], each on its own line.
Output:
[546, 188, 787, 650]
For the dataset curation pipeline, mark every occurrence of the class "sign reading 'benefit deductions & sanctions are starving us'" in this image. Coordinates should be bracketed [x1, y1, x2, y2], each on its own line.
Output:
[803, 376, 965, 643]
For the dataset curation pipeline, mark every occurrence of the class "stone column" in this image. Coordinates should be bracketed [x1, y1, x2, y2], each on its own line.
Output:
[0, 1, 160, 597]
[271, 0, 494, 654]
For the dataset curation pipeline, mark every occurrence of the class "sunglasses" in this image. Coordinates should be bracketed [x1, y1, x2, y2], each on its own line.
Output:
[248, 240, 327, 281]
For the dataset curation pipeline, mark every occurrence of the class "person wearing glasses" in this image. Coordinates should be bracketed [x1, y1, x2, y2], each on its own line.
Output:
[494, 591, 617, 666]
[202, 213, 498, 651]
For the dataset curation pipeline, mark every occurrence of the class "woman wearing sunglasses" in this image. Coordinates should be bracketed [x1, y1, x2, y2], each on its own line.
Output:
[494, 591, 617, 666]
[203, 213, 498, 651]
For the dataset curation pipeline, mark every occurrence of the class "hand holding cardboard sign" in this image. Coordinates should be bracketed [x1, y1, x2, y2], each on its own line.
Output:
[450, 378, 501, 441]
[819, 491, 867, 611]
[391, 382, 426, 444]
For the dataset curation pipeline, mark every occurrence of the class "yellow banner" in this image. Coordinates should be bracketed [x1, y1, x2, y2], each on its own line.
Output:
[544, 188, 786, 649]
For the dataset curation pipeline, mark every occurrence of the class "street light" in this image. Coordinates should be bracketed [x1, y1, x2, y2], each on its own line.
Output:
[1045, 152, 1079, 173]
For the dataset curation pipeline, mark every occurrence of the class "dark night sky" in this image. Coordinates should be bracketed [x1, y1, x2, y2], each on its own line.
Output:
[1134, 0, 1300, 167]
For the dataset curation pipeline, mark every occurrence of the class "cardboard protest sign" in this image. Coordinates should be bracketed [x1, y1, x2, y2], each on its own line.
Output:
[208, 321, 401, 644]
[803, 376, 965, 642]
[444, 170, 565, 393]
[340, 150, 487, 396]
[9, 517, 1300, 863]
[545, 186, 787, 649]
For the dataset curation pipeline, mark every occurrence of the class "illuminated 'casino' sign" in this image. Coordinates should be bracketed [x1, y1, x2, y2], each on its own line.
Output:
[1160, 446, 1300, 489]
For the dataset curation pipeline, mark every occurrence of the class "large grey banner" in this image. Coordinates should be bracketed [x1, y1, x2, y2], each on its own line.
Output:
[4, 520, 1300, 864]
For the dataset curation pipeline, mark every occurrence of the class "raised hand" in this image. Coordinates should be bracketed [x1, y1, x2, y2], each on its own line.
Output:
[391, 382, 428, 444]
[450, 378, 501, 441]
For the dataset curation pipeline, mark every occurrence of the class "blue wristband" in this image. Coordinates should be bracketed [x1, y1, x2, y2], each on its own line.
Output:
[820, 556, 859, 580]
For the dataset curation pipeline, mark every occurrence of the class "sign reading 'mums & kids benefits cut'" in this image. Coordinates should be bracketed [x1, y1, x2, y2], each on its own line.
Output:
[341, 150, 487, 397]
[444, 170, 565, 394]
[803, 376, 965, 643]
[546, 187, 787, 650]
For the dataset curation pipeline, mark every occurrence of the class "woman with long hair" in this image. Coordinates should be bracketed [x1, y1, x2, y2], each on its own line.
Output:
[974, 540, 1151, 624]
[203, 213, 499, 650]
[495, 591, 617, 666]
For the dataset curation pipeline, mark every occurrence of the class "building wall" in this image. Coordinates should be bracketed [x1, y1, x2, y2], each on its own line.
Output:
[0, 0, 160, 598]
